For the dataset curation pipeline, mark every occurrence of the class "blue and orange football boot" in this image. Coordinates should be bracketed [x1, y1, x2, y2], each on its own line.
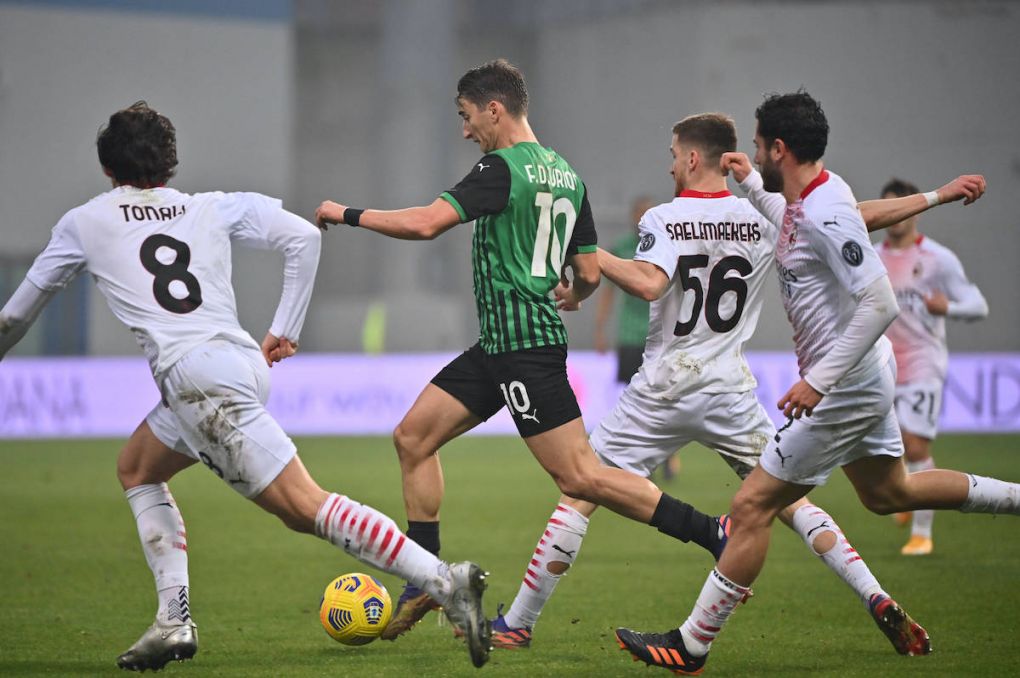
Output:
[709, 514, 731, 561]
[615, 627, 706, 675]
[868, 593, 931, 656]
[491, 604, 532, 649]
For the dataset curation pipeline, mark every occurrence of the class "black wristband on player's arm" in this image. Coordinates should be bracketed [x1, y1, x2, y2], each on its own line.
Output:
[343, 207, 364, 228]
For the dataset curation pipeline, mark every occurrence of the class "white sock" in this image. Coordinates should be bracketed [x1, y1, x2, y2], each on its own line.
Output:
[126, 483, 191, 624]
[679, 569, 750, 656]
[503, 503, 589, 630]
[315, 493, 452, 604]
[790, 504, 883, 605]
[960, 474, 1020, 515]
[907, 459, 936, 538]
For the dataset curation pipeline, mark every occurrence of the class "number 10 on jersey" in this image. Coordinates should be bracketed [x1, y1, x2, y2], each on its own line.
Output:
[531, 192, 577, 277]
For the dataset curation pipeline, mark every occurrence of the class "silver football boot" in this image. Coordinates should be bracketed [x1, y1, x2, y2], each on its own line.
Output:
[116, 621, 198, 672]
[442, 562, 492, 668]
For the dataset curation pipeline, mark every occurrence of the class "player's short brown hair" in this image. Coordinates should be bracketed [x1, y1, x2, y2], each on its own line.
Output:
[97, 101, 177, 188]
[881, 178, 919, 198]
[457, 59, 529, 117]
[672, 113, 737, 165]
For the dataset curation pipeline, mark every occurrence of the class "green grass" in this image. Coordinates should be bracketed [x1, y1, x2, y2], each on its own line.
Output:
[1, 435, 1019, 677]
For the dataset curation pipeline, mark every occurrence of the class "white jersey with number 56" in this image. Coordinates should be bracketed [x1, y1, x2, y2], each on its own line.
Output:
[630, 189, 777, 398]
[25, 186, 319, 382]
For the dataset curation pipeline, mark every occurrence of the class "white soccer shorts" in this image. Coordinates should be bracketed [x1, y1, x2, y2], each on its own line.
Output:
[145, 340, 297, 498]
[590, 385, 774, 480]
[894, 378, 943, 440]
[759, 358, 904, 486]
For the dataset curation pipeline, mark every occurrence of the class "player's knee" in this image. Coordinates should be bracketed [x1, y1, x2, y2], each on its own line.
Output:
[858, 486, 907, 515]
[392, 422, 431, 464]
[554, 469, 600, 503]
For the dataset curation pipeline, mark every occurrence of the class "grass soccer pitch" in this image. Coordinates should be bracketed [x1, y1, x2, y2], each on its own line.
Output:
[2, 434, 1018, 677]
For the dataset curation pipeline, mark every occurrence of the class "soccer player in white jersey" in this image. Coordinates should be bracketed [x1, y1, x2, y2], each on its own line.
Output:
[0, 102, 491, 671]
[878, 178, 989, 556]
[490, 114, 980, 654]
[615, 91, 1016, 675]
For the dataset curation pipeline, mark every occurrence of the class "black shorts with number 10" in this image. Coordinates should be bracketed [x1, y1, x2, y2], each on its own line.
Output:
[431, 343, 582, 438]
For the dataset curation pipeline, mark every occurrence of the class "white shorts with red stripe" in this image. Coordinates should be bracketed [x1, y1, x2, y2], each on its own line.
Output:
[146, 340, 296, 498]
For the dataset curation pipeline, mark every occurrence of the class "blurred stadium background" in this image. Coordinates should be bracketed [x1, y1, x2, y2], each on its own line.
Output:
[1, 1, 1018, 675]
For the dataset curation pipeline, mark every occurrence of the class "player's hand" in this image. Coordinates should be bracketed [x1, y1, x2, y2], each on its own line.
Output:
[261, 332, 298, 367]
[554, 281, 581, 312]
[924, 290, 949, 315]
[935, 175, 986, 206]
[778, 379, 823, 419]
[720, 152, 754, 183]
[315, 201, 347, 231]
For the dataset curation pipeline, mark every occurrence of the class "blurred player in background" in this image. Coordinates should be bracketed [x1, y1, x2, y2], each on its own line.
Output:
[0, 102, 491, 671]
[316, 59, 737, 640]
[615, 91, 1015, 675]
[491, 113, 981, 651]
[878, 178, 989, 555]
[595, 195, 679, 479]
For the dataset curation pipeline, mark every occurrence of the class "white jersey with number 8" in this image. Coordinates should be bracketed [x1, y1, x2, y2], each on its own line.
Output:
[25, 186, 314, 383]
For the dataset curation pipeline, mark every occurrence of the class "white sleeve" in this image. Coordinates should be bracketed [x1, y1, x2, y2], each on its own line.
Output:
[631, 211, 677, 280]
[229, 194, 322, 342]
[0, 278, 56, 359]
[738, 169, 787, 228]
[804, 275, 900, 394]
[25, 212, 87, 292]
[937, 249, 988, 320]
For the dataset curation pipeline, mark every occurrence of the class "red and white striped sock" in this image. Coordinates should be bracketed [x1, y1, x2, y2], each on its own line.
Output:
[679, 568, 750, 656]
[315, 493, 451, 603]
[791, 504, 882, 604]
[125, 483, 191, 625]
[503, 503, 589, 630]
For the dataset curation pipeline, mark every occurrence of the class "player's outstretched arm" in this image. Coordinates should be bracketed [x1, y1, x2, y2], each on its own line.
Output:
[597, 247, 669, 302]
[0, 279, 57, 360]
[858, 174, 986, 232]
[555, 251, 601, 312]
[722, 153, 787, 228]
[316, 198, 461, 240]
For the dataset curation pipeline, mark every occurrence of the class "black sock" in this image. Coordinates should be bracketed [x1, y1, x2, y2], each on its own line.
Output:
[649, 494, 720, 557]
[406, 520, 440, 556]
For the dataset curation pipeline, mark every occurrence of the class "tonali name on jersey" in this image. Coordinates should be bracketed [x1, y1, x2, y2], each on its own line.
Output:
[26, 186, 304, 383]
[774, 170, 892, 385]
[880, 235, 985, 383]
[631, 189, 776, 399]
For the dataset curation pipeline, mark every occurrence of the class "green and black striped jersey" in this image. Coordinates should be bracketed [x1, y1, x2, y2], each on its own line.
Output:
[441, 142, 597, 354]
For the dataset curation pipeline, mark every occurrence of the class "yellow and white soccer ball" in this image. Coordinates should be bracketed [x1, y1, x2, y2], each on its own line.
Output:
[319, 573, 393, 645]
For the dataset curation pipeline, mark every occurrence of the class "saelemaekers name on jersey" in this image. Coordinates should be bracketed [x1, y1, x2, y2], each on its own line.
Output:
[665, 220, 762, 243]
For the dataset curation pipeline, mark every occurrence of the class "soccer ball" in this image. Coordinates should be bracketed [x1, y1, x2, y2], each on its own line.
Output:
[319, 573, 393, 645]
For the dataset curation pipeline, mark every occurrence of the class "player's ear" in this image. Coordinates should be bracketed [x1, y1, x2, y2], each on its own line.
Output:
[771, 138, 786, 160]
[487, 100, 501, 120]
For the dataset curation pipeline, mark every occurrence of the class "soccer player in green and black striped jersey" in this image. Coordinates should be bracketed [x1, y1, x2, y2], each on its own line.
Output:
[316, 58, 727, 641]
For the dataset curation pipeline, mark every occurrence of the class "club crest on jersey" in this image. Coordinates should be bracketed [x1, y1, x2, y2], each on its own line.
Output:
[913, 262, 924, 278]
[841, 241, 863, 267]
[639, 233, 655, 252]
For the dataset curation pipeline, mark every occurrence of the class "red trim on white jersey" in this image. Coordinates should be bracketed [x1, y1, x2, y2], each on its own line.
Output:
[799, 169, 830, 200]
[677, 189, 733, 199]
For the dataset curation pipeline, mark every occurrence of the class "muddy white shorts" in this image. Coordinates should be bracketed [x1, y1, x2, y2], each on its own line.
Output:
[590, 385, 774, 481]
[894, 378, 943, 440]
[759, 358, 904, 486]
[146, 340, 296, 498]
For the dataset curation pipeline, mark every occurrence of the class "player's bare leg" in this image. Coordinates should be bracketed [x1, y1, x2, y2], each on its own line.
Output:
[898, 432, 936, 554]
[116, 421, 199, 672]
[523, 418, 664, 520]
[385, 383, 482, 639]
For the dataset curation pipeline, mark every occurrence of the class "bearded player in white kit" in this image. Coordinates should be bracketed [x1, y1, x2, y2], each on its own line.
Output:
[878, 177, 989, 556]
[0, 102, 492, 671]
[615, 91, 1017, 675]
[490, 113, 985, 656]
